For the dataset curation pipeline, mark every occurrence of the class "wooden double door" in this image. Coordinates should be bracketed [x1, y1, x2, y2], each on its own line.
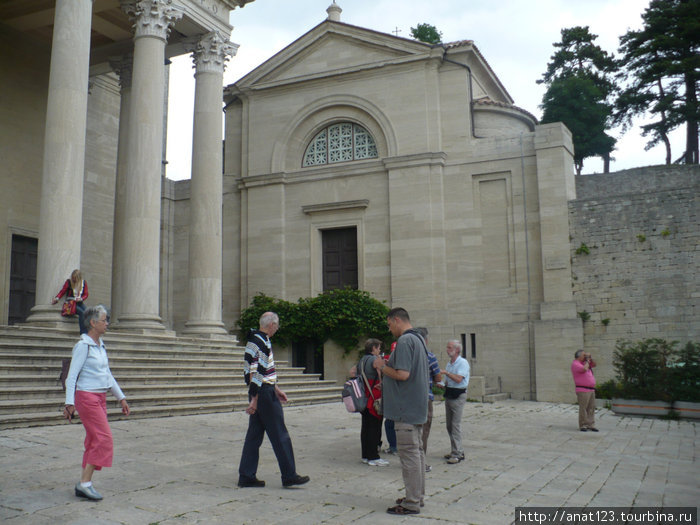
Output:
[9, 235, 37, 325]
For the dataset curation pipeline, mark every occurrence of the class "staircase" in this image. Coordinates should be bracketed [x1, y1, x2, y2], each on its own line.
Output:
[0, 325, 339, 429]
[467, 375, 511, 403]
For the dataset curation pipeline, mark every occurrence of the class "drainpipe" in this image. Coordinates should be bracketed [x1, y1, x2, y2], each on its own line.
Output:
[520, 132, 536, 400]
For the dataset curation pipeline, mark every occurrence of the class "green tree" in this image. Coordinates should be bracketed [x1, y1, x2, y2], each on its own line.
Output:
[410, 23, 442, 44]
[538, 26, 618, 174]
[615, 0, 700, 165]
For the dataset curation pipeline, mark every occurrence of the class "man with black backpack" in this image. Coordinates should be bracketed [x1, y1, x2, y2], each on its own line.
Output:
[373, 307, 429, 515]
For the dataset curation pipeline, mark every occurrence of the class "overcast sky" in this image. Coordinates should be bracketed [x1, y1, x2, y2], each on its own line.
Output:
[165, 0, 683, 180]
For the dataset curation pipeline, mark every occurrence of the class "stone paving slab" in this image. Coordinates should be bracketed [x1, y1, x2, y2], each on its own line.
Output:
[0, 400, 697, 524]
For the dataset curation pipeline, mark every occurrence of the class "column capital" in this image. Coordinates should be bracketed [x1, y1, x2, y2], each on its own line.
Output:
[121, 0, 184, 42]
[188, 32, 238, 75]
[109, 53, 134, 90]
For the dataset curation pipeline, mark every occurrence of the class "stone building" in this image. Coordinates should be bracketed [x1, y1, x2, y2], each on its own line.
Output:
[3, 2, 695, 403]
[221, 3, 582, 401]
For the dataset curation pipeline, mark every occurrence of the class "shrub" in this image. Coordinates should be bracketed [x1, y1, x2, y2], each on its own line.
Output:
[611, 338, 700, 402]
[237, 289, 391, 354]
[669, 342, 700, 402]
[595, 379, 619, 400]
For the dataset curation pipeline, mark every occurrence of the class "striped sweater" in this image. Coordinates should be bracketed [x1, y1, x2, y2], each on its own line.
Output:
[243, 329, 277, 396]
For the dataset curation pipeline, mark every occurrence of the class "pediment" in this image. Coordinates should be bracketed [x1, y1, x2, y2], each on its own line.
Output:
[235, 21, 432, 90]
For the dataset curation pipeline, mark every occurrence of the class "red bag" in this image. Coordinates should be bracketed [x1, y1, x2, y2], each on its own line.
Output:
[366, 378, 383, 419]
[61, 300, 77, 317]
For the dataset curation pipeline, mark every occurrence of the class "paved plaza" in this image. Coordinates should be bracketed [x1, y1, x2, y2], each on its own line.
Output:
[0, 399, 697, 524]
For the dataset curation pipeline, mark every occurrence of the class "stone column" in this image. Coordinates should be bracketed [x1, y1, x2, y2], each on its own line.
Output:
[26, 0, 93, 325]
[116, 0, 183, 331]
[183, 32, 237, 335]
[108, 54, 133, 325]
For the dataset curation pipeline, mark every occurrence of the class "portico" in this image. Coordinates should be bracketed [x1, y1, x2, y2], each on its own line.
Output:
[3, 0, 253, 334]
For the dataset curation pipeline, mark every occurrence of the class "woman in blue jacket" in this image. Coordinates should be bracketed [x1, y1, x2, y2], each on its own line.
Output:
[63, 304, 130, 500]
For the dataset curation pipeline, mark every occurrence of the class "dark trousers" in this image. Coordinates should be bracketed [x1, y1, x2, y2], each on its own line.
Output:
[75, 302, 87, 334]
[238, 384, 297, 484]
[360, 409, 382, 460]
[385, 418, 397, 450]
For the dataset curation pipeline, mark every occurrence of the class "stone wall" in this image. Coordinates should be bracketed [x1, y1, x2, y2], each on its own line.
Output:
[569, 164, 700, 384]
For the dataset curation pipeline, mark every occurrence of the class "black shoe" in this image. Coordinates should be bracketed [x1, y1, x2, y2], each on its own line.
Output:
[238, 478, 265, 488]
[589, 427, 599, 432]
[283, 474, 310, 488]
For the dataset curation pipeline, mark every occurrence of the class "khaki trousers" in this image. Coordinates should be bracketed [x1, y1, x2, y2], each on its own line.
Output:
[576, 391, 596, 429]
[445, 393, 466, 457]
[395, 422, 425, 511]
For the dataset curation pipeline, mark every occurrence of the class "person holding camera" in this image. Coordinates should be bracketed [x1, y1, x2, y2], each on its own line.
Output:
[571, 349, 598, 432]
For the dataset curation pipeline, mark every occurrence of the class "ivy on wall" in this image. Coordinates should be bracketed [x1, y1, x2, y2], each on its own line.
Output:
[236, 289, 392, 354]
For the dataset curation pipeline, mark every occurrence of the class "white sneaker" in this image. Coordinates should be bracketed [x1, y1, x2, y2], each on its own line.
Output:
[368, 458, 389, 467]
[361, 458, 369, 464]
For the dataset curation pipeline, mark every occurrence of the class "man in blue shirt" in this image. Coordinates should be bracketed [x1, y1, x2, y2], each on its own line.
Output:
[440, 340, 470, 464]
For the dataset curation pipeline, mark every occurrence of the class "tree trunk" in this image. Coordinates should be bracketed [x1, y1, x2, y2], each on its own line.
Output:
[685, 72, 699, 164]
[661, 132, 672, 165]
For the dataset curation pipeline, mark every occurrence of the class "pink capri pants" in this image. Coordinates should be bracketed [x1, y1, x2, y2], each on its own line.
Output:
[75, 391, 113, 469]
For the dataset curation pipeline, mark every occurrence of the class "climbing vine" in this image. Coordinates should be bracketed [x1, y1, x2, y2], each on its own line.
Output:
[237, 289, 392, 354]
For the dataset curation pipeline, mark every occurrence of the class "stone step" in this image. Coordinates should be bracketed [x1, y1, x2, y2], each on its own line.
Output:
[0, 362, 302, 377]
[0, 353, 241, 366]
[0, 393, 341, 430]
[0, 341, 246, 357]
[0, 332, 244, 352]
[0, 384, 342, 413]
[0, 372, 327, 386]
[483, 392, 511, 403]
[0, 381, 340, 400]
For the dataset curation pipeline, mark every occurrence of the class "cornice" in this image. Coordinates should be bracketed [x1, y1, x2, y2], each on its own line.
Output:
[382, 152, 447, 170]
[302, 200, 369, 215]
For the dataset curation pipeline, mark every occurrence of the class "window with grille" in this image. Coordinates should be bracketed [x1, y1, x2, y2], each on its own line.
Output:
[303, 122, 378, 167]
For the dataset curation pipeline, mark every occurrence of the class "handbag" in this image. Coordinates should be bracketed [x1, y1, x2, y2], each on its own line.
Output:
[359, 357, 383, 417]
[61, 300, 77, 317]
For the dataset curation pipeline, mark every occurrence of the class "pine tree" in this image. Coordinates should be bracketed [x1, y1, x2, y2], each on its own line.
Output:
[615, 0, 700, 165]
[538, 27, 618, 174]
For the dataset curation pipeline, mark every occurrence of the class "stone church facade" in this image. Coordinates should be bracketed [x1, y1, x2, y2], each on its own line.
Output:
[2, 2, 696, 403]
[221, 5, 581, 401]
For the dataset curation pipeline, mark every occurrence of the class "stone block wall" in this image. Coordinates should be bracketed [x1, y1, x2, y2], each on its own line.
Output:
[569, 165, 700, 384]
